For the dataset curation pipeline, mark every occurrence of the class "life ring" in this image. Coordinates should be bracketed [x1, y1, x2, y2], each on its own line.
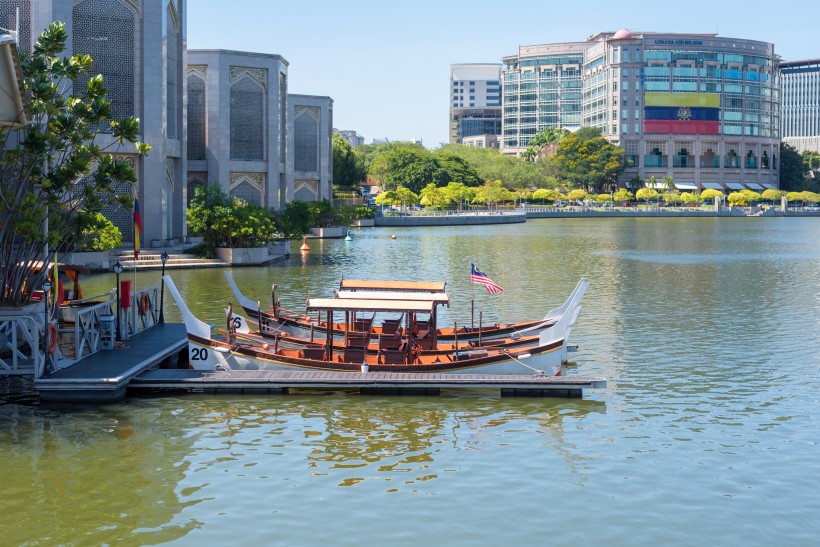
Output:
[138, 293, 150, 316]
[47, 323, 59, 355]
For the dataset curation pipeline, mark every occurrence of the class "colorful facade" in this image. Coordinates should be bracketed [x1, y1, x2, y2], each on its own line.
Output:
[503, 31, 781, 191]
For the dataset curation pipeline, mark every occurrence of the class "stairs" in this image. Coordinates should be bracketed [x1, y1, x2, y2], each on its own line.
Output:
[111, 250, 228, 270]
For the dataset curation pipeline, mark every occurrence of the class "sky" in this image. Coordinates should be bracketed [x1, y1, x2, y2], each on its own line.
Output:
[188, 0, 819, 149]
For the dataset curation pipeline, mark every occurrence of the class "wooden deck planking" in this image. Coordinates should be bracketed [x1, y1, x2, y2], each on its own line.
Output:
[130, 368, 606, 397]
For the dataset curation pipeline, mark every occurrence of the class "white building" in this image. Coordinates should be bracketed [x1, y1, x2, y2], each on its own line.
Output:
[450, 63, 502, 144]
[3, 0, 187, 245]
[186, 50, 289, 209]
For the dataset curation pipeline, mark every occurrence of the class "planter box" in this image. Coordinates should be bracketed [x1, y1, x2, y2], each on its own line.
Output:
[309, 226, 347, 238]
[215, 247, 271, 265]
[187, 236, 205, 244]
[61, 251, 110, 272]
[268, 240, 289, 257]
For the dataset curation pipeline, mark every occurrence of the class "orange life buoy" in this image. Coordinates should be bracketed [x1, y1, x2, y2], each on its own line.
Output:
[138, 293, 150, 316]
[47, 323, 59, 355]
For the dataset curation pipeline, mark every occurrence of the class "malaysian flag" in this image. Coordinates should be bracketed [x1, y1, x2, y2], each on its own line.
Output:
[470, 263, 503, 295]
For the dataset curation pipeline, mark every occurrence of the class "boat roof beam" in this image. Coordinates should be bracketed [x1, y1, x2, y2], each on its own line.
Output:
[306, 298, 435, 314]
[335, 290, 450, 306]
[339, 279, 446, 293]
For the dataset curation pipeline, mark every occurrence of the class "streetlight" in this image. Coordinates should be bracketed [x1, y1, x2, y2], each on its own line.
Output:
[42, 279, 52, 365]
[113, 261, 123, 341]
[159, 250, 168, 324]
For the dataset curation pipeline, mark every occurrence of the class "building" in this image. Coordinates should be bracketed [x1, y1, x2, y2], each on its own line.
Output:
[3, 0, 187, 245]
[462, 134, 499, 149]
[450, 64, 502, 144]
[781, 59, 820, 153]
[186, 50, 289, 209]
[334, 129, 364, 148]
[502, 31, 781, 191]
[287, 94, 333, 202]
[0, 35, 27, 128]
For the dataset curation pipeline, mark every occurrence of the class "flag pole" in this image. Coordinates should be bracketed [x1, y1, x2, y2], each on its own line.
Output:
[470, 262, 475, 330]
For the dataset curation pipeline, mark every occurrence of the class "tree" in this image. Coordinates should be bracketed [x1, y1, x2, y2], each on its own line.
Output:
[680, 192, 700, 205]
[613, 188, 634, 203]
[566, 189, 589, 203]
[442, 182, 476, 210]
[626, 175, 643, 193]
[1, 22, 150, 307]
[532, 188, 562, 204]
[522, 127, 569, 161]
[432, 151, 482, 186]
[635, 187, 657, 203]
[77, 213, 122, 251]
[332, 134, 365, 187]
[419, 183, 448, 209]
[376, 186, 419, 209]
[699, 189, 724, 202]
[187, 184, 281, 247]
[780, 142, 805, 191]
[433, 144, 553, 189]
[472, 180, 514, 207]
[369, 146, 438, 193]
[761, 188, 785, 204]
[551, 127, 625, 193]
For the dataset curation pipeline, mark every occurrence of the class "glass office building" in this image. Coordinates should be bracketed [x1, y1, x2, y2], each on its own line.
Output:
[450, 64, 502, 145]
[502, 31, 781, 190]
[781, 59, 820, 153]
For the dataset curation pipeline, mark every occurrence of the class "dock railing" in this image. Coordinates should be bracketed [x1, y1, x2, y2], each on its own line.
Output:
[0, 310, 44, 376]
[120, 285, 160, 340]
[60, 297, 116, 369]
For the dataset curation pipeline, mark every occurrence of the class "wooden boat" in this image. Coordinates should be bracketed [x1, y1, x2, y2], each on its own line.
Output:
[166, 275, 576, 375]
[223, 272, 588, 343]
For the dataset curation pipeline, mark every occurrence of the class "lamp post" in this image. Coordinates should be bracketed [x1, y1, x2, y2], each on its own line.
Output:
[113, 261, 123, 341]
[42, 280, 52, 366]
[159, 250, 168, 324]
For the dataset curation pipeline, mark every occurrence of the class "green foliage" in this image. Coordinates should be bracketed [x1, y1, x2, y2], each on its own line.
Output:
[0, 21, 149, 306]
[522, 127, 570, 161]
[780, 142, 806, 191]
[550, 127, 625, 193]
[432, 151, 482, 186]
[332, 134, 366, 186]
[369, 146, 439, 193]
[187, 185, 280, 247]
[680, 192, 700, 205]
[471, 180, 515, 206]
[430, 144, 554, 189]
[532, 188, 563, 203]
[761, 189, 785, 203]
[613, 188, 634, 202]
[281, 200, 313, 238]
[376, 186, 419, 207]
[419, 183, 448, 209]
[184, 242, 213, 259]
[566, 189, 589, 202]
[78, 213, 122, 251]
[727, 190, 762, 206]
[699, 189, 724, 202]
[636, 187, 658, 202]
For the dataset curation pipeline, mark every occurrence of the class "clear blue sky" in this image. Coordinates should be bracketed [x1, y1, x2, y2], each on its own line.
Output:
[188, 0, 818, 148]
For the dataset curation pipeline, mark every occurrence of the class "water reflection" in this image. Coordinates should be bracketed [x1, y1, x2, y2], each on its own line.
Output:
[0, 401, 200, 545]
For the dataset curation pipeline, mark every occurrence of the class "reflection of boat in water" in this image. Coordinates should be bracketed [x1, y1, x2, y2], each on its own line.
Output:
[224, 271, 587, 343]
[167, 275, 577, 375]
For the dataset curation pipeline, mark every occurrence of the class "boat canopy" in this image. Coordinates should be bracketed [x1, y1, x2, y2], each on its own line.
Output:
[306, 297, 435, 314]
[335, 289, 450, 306]
[339, 279, 446, 293]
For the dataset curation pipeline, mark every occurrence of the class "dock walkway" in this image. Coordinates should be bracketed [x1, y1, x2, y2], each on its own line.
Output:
[35, 323, 187, 402]
[130, 369, 606, 397]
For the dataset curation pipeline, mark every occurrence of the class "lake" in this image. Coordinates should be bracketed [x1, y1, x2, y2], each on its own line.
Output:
[2, 217, 819, 546]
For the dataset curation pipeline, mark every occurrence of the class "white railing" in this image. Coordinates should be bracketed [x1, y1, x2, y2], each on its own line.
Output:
[119, 285, 160, 340]
[64, 298, 116, 367]
[0, 310, 44, 376]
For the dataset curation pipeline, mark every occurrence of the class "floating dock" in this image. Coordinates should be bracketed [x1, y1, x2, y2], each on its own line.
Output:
[30, 322, 605, 401]
[34, 323, 188, 402]
[130, 369, 606, 398]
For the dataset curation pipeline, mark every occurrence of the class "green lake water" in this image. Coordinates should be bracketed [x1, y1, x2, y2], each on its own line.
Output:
[2, 217, 819, 546]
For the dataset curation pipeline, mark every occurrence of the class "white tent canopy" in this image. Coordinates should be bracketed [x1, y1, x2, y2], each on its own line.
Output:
[674, 182, 698, 190]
